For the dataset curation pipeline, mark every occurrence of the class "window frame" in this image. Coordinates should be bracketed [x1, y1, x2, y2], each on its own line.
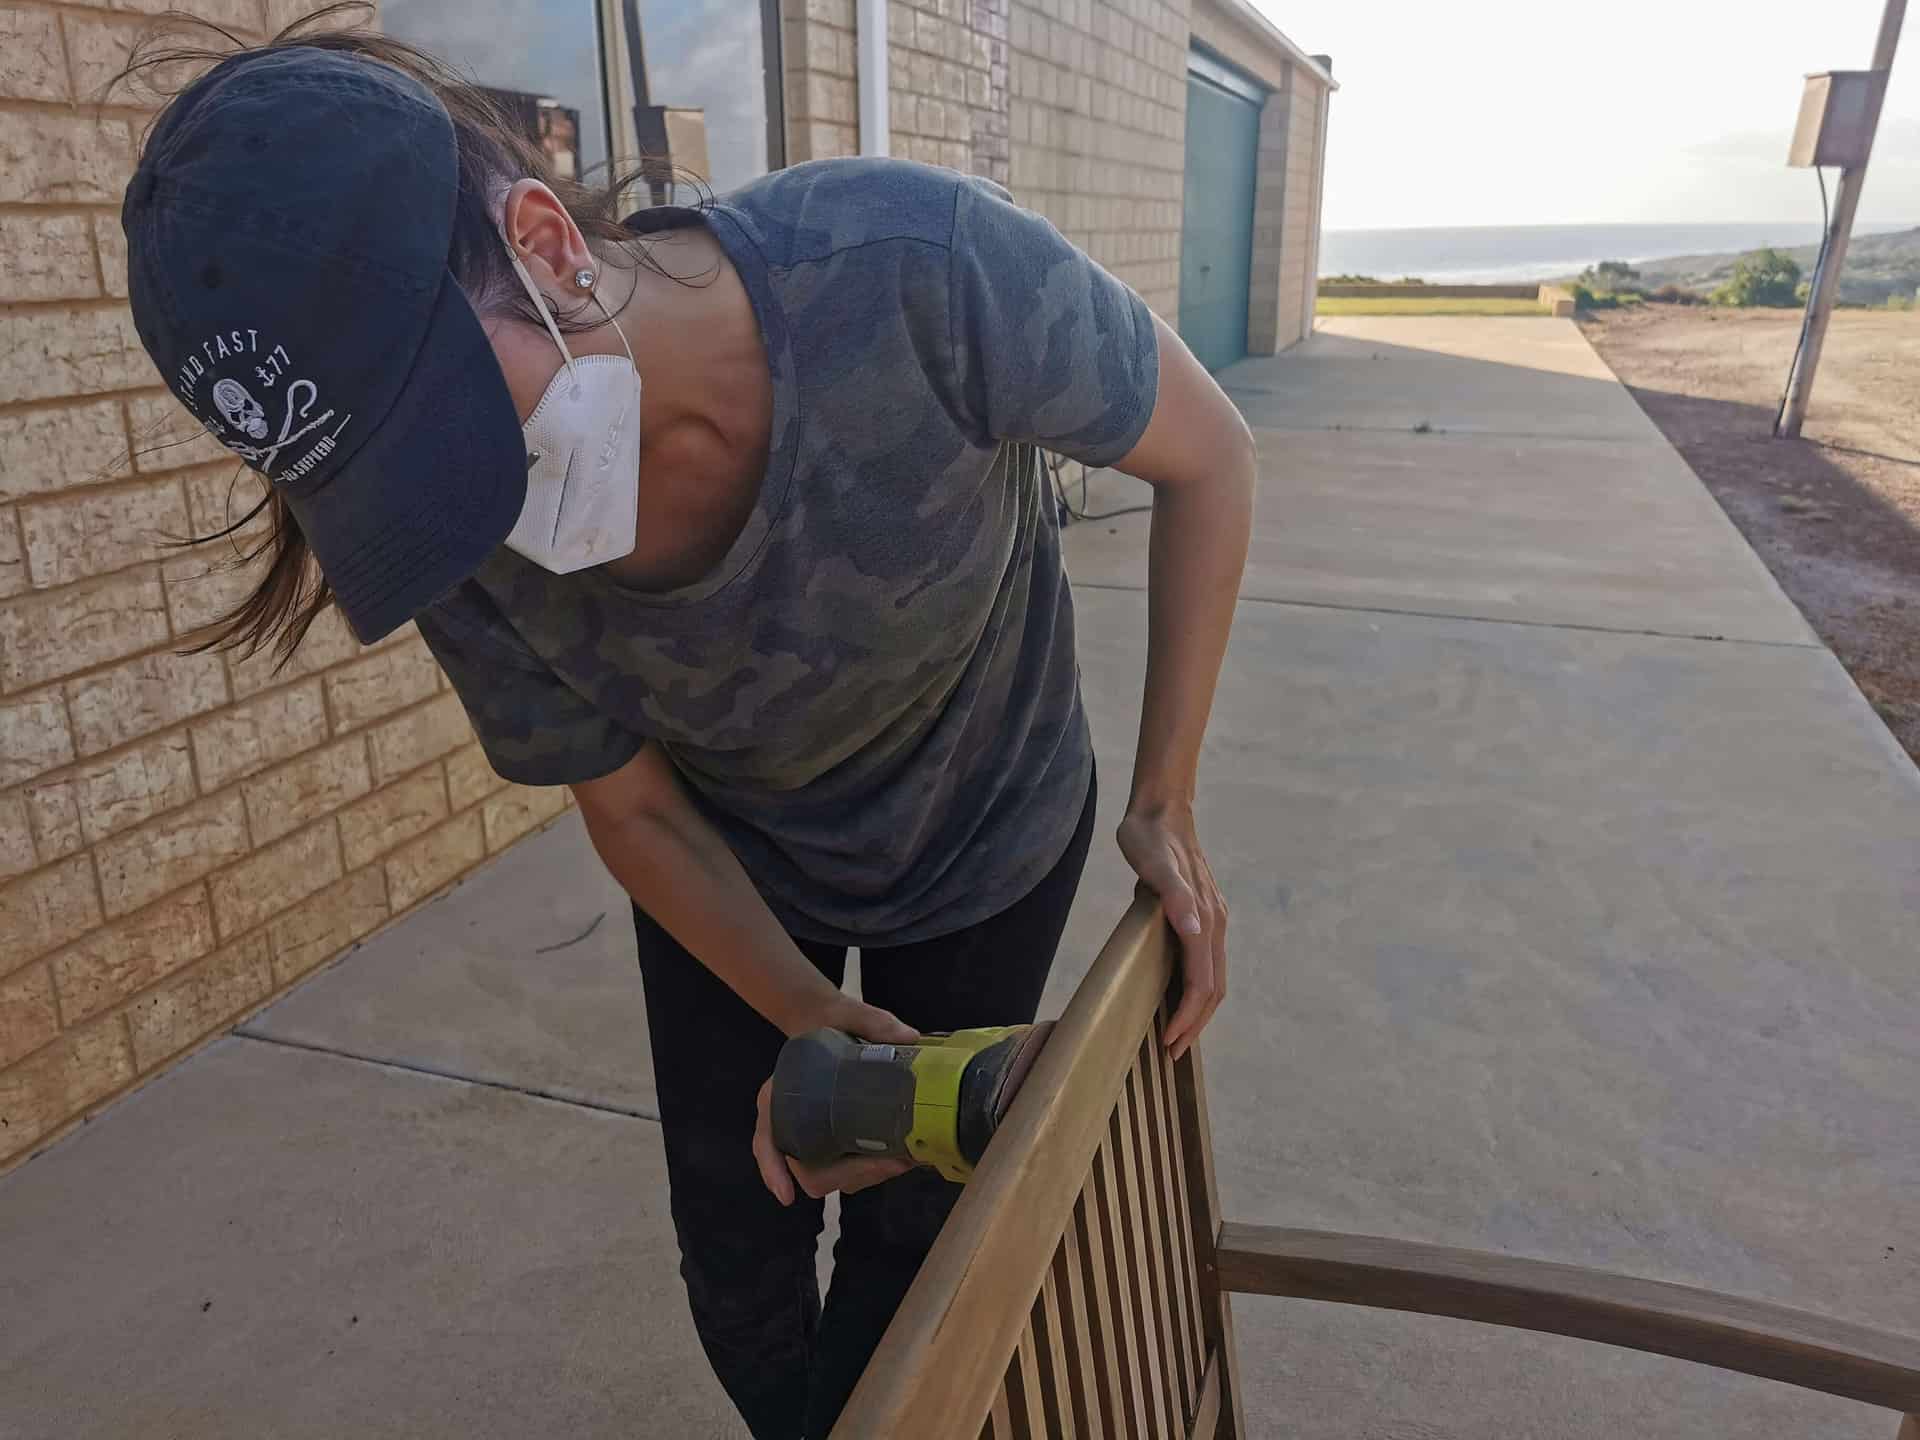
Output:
[596, 0, 789, 182]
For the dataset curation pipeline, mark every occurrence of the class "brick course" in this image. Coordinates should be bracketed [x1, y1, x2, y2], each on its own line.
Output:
[783, 0, 859, 161]
[1007, 0, 1187, 317]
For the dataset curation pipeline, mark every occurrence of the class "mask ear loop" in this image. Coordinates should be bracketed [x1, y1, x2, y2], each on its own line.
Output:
[502, 239, 636, 397]
[590, 287, 639, 434]
[504, 240, 580, 390]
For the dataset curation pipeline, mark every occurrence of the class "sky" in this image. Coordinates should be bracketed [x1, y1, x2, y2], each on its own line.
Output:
[1251, 0, 1920, 231]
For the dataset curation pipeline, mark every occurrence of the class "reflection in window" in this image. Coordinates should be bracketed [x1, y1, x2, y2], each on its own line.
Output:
[382, 0, 611, 179]
[630, 0, 770, 195]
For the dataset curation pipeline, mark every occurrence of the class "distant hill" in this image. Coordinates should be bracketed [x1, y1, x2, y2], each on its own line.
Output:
[1627, 227, 1920, 305]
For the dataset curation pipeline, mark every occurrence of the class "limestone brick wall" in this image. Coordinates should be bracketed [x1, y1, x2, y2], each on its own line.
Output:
[782, 0, 860, 162]
[1006, 0, 1187, 318]
[1269, 69, 1323, 348]
[886, 0, 1008, 183]
[0, 0, 569, 1174]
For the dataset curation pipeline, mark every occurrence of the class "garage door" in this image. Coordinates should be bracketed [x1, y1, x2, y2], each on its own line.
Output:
[1178, 56, 1263, 372]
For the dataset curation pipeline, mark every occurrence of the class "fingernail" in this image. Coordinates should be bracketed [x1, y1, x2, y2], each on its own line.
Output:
[1179, 914, 1203, 936]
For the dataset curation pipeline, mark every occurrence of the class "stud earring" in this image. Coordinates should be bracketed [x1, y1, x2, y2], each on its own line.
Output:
[573, 268, 596, 290]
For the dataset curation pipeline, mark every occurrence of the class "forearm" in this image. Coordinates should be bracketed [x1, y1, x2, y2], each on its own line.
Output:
[1129, 452, 1254, 814]
[583, 795, 840, 1036]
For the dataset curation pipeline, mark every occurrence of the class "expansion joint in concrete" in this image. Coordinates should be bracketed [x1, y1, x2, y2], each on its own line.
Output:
[231, 1030, 664, 1126]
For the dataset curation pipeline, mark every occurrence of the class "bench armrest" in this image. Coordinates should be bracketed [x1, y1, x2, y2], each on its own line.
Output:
[1218, 1224, 1920, 1415]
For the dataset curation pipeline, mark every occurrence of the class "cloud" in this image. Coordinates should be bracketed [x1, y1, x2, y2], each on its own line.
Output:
[637, 0, 769, 193]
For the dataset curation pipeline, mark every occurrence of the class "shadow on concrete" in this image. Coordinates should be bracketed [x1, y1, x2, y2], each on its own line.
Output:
[1068, 328, 1815, 648]
[1215, 325, 1657, 440]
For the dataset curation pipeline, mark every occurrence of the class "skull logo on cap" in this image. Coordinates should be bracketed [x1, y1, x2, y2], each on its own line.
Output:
[212, 377, 269, 439]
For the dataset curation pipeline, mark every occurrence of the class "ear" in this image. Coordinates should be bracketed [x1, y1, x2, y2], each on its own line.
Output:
[501, 179, 595, 297]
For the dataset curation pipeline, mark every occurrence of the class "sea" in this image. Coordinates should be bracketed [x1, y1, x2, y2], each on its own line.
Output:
[1318, 221, 1915, 285]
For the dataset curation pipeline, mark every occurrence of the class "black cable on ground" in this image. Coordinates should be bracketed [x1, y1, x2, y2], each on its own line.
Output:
[1775, 166, 1832, 436]
[1047, 451, 1154, 525]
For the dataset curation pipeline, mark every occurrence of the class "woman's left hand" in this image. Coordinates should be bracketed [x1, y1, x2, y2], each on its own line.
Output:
[1117, 802, 1227, 1061]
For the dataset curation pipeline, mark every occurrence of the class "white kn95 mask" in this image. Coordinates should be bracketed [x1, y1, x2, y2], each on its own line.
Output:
[499, 239, 641, 573]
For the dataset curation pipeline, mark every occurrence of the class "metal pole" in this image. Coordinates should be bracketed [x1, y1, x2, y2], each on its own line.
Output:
[1777, 0, 1905, 438]
[856, 0, 891, 157]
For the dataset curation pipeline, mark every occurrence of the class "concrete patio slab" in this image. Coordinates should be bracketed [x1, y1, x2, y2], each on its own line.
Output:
[1063, 317, 1812, 645]
[1064, 425, 1815, 644]
[242, 816, 657, 1115]
[1220, 316, 1661, 438]
[0, 1037, 745, 1440]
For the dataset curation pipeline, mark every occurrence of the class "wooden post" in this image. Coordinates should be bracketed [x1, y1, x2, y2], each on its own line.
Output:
[1777, 0, 1906, 438]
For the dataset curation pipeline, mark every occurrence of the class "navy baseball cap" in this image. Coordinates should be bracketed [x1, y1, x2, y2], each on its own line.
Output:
[123, 46, 526, 643]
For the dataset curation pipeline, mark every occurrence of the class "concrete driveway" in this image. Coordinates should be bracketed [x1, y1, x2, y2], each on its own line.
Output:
[4, 317, 1918, 1439]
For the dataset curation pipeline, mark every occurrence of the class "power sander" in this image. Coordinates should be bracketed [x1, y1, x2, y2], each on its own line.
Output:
[770, 1023, 1054, 1182]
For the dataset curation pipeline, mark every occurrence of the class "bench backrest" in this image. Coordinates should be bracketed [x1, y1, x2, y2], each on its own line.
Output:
[833, 893, 1242, 1439]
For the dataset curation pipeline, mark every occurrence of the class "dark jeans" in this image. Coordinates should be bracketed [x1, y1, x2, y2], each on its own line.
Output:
[633, 773, 1097, 1440]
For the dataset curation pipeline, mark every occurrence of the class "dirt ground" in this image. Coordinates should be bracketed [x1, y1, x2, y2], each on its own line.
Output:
[1582, 306, 1920, 764]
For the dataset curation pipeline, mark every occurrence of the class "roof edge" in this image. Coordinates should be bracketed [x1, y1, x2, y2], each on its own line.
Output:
[1201, 0, 1338, 90]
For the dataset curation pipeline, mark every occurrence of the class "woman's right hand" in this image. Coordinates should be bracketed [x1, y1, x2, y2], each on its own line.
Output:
[752, 994, 920, 1206]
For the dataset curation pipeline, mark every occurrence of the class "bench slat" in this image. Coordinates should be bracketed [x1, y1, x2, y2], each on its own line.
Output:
[1110, 1080, 1177, 1436]
[1187, 1349, 1223, 1440]
[985, 1377, 1012, 1439]
[1217, 1225, 1920, 1415]
[1139, 1027, 1205, 1406]
[1013, 1331, 1047, 1439]
[1150, 1020, 1212, 1400]
[1053, 1220, 1103, 1437]
[1173, 1041, 1250, 1438]
[1138, 1063, 1197, 1422]
[1074, 1187, 1129, 1436]
[1091, 1140, 1154, 1436]
[1034, 1262, 1079, 1439]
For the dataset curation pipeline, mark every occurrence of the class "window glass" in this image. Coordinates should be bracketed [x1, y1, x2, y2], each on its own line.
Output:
[382, 0, 611, 180]
[630, 0, 771, 195]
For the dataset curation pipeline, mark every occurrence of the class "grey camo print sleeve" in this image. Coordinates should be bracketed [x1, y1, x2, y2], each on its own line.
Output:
[416, 599, 643, 786]
[946, 177, 1160, 466]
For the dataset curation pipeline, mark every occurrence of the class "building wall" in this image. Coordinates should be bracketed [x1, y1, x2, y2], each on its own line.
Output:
[1006, 0, 1187, 318]
[782, 0, 860, 162]
[887, 0, 1008, 184]
[783, 0, 1324, 342]
[1248, 62, 1326, 353]
[1191, 0, 1328, 353]
[1272, 71, 1323, 347]
[0, 0, 572, 1174]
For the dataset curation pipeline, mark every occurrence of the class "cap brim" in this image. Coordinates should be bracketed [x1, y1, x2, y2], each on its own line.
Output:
[292, 271, 526, 644]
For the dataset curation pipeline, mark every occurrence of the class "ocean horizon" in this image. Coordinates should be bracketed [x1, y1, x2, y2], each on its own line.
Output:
[1319, 221, 1917, 285]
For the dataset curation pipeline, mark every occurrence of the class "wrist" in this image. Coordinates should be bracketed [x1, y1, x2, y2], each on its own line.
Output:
[1125, 781, 1195, 823]
[767, 972, 850, 1038]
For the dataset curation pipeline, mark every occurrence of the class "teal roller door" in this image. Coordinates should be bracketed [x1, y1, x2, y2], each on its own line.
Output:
[1179, 64, 1262, 372]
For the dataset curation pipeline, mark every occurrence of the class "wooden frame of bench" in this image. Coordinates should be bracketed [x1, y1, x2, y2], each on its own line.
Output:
[834, 893, 1920, 1439]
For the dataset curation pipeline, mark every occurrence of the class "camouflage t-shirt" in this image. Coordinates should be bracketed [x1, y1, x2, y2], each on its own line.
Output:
[417, 158, 1160, 944]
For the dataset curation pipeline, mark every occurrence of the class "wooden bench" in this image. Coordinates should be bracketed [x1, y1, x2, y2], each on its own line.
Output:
[834, 893, 1920, 1439]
